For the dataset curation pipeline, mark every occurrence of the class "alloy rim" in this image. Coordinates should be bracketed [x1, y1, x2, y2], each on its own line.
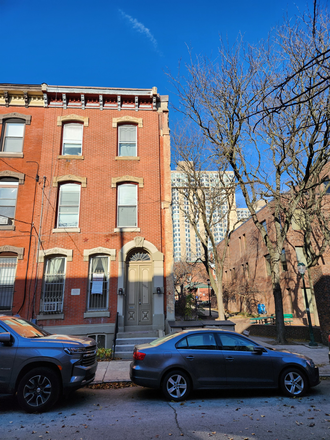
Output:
[284, 371, 304, 395]
[167, 374, 187, 399]
[23, 374, 52, 407]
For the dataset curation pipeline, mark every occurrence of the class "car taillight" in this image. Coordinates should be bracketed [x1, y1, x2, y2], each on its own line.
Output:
[133, 350, 146, 361]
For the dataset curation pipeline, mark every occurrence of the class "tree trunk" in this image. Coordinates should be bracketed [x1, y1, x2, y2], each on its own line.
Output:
[215, 283, 225, 320]
[272, 262, 286, 343]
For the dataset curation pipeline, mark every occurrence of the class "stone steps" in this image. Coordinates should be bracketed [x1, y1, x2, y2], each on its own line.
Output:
[114, 330, 160, 360]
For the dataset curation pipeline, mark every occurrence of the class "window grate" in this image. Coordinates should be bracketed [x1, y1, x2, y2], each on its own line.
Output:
[41, 257, 65, 314]
[0, 257, 17, 310]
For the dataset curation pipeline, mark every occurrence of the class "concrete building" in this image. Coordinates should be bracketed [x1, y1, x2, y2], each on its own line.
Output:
[0, 83, 174, 350]
[171, 166, 235, 262]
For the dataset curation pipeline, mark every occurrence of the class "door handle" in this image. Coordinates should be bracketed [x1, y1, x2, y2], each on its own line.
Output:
[186, 356, 194, 360]
[225, 357, 234, 361]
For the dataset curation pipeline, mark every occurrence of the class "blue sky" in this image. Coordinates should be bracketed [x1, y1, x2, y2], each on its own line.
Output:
[1, 0, 326, 207]
[1, 0, 323, 98]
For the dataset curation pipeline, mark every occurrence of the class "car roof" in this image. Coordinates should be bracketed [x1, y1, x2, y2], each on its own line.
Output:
[173, 328, 240, 336]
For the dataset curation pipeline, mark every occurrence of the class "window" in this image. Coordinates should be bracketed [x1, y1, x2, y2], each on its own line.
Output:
[0, 257, 17, 310]
[117, 184, 137, 227]
[324, 180, 330, 194]
[216, 333, 258, 351]
[176, 333, 217, 350]
[57, 183, 81, 228]
[62, 123, 83, 156]
[118, 124, 137, 156]
[41, 257, 66, 313]
[0, 179, 18, 226]
[87, 256, 109, 311]
[88, 334, 106, 349]
[281, 249, 288, 271]
[261, 220, 268, 234]
[1, 120, 25, 153]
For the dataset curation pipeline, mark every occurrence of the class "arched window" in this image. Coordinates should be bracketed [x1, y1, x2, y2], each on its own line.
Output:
[118, 124, 137, 156]
[117, 183, 137, 227]
[0, 177, 19, 226]
[41, 256, 66, 314]
[2, 119, 25, 152]
[0, 254, 17, 311]
[62, 123, 83, 156]
[57, 183, 81, 228]
[0, 113, 31, 154]
[87, 255, 109, 311]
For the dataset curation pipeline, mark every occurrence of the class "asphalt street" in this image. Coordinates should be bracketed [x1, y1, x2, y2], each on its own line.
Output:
[1, 379, 329, 440]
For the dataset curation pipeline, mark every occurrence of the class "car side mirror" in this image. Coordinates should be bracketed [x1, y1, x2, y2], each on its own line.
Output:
[0, 332, 13, 346]
[253, 346, 264, 355]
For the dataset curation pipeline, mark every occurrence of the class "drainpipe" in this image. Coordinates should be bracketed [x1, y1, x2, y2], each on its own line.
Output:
[18, 161, 39, 316]
[31, 176, 46, 321]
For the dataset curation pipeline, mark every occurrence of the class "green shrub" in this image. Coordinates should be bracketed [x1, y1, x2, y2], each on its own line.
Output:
[97, 348, 112, 361]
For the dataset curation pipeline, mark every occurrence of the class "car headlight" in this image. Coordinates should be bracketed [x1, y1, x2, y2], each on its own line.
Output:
[64, 347, 86, 355]
[306, 359, 315, 368]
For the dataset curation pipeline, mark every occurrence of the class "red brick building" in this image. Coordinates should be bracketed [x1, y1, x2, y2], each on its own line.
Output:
[217, 203, 330, 344]
[0, 83, 174, 348]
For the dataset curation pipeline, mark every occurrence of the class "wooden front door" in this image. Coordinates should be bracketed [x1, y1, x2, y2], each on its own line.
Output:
[125, 260, 152, 326]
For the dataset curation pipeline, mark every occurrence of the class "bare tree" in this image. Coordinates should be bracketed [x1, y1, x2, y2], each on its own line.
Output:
[252, 2, 330, 122]
[172, 126, 238, 320]
[170, 8, 330, 343]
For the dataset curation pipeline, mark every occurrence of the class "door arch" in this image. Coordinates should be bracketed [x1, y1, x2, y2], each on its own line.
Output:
[125, 250, 152, 326]
[117, 236, 164, 331]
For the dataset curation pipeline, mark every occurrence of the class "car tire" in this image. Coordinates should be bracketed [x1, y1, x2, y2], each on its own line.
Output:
[280, 367, 308, 398]
[162, 370, 191, 402]
[17, 367, 61, 413]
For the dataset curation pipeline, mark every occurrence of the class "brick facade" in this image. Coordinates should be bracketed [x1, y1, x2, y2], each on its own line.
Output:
[0, 83, 173, 347]
[217, 203, 330, 344]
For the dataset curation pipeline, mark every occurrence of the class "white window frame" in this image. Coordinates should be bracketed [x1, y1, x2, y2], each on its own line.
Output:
[57, 183, 81, 228]
[2, 121, 26, 153]
[62, 123, 83, 156]
[87, 255, 110, 311]
[0, 181, 18, 226]
[41, 256, 66, 314]
[117, 184, 138, 227]
[118, 124, 137, 157]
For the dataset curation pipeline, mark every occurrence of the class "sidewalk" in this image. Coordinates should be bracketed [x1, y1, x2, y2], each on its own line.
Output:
[92, 336, 329, 384]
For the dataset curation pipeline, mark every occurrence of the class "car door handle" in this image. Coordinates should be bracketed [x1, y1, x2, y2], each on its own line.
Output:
[186, 356, 194, 360]
[225, 356, 234, 361]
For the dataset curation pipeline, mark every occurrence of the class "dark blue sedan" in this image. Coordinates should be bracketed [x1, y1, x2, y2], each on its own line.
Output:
[130, 329, 320, 401]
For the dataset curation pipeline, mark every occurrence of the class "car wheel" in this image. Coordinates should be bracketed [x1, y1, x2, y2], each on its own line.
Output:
[280, 368, 308, 398]
[17, 367, 61, 413]
[162, 370, 191, 402]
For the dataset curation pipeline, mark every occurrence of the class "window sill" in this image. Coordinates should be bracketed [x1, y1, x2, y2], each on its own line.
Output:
[115, 156, 140, 161]
[114, 227, 140, 232]
[84, 311, 110, 318]
[58, 155, 84, 160]
[52, 227, 81, 233]
[0, 152, 23, 158]
[37, 313, 64, 320]
[0, 224, 15, 230]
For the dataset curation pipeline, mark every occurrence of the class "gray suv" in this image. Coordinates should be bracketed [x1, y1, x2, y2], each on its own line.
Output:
[0, 315, 98, 412]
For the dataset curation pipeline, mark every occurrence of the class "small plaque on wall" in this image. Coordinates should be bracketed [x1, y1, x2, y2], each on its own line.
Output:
[71, 289, 80, 296]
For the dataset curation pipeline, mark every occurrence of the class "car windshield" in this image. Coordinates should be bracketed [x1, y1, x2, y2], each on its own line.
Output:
[2, 318, 50, 338]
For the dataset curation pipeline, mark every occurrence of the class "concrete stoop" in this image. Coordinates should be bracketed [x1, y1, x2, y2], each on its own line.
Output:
[114, 330, 160, 360]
